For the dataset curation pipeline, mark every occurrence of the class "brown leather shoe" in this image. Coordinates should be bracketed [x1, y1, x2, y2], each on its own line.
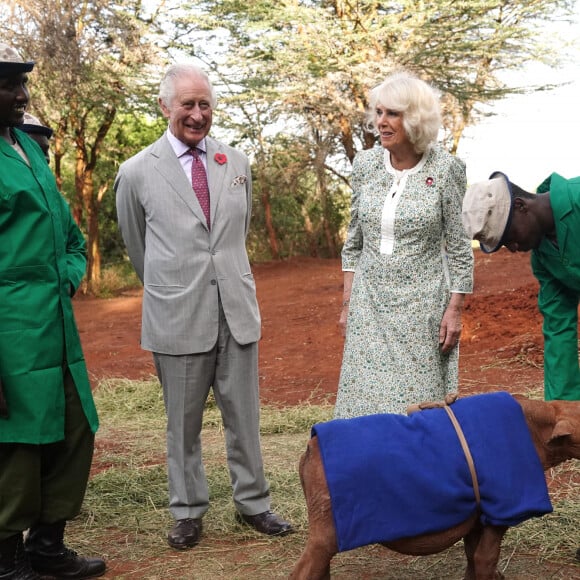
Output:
[167, 518, 202, 550]
[237, 511, 293, 536]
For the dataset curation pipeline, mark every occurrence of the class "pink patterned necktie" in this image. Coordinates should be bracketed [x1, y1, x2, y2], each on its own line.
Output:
[190, 147, 210, 229]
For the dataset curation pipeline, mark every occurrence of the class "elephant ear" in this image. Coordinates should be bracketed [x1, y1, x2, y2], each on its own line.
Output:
[547, 419, 573, 444]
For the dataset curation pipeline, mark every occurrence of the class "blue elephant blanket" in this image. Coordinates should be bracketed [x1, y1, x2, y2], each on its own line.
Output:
[311, 392, 552, 552]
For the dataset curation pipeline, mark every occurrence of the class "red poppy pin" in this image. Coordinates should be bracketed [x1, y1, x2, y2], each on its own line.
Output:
[214, 152, 227, 165]
[426, 177, 434, 186]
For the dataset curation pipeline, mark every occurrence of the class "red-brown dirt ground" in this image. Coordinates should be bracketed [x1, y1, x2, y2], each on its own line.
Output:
[73, 250, 579, 579]
[75, 249, 545, 403]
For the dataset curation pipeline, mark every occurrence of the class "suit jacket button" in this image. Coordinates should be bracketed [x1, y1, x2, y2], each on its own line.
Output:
[210, 279, 217, 285]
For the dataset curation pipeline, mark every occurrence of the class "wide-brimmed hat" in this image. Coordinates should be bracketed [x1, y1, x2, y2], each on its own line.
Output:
[19, 112, 53, 138]
[0, 43, 34, 76]
[462, 171, 514, 253]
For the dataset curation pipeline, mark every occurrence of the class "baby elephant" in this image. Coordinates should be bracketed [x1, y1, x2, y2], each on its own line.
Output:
[290, 393, 580, 580]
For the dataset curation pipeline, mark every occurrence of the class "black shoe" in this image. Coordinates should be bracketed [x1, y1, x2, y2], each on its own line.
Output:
[0, 533, 41, 580]
[167, 518, 202, 550]
[576, 547, 580, 562]
[0, 563, 41, 580]
[237, 510, 294, 536]
[27, 547, 106, 580]
[24, 522, 105, 579]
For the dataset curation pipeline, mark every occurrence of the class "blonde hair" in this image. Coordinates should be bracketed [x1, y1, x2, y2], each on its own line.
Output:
[366, 71, 441, 153]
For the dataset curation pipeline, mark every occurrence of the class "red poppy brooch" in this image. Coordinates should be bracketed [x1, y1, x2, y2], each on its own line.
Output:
[214, 152, 227, 165]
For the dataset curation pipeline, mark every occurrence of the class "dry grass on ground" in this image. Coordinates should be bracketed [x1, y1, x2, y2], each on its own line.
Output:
[67, 379, 580, 579]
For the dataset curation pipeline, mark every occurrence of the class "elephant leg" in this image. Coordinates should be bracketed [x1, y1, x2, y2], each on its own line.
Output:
[289, 538, 333, 580]
[472, 525, 507, 580]
[289, 438, 337, 580]
[463, 520, 483, 580]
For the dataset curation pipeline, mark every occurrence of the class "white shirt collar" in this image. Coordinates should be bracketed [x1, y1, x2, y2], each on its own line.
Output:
[166, 128, 207, 157]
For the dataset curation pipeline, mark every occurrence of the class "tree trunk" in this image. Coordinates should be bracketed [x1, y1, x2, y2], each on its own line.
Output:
[314, 142, 338, 258]
[72, 107, 115, 291]
[81, 167, 98, 286]
[261, 188, 279, 259]
[86, 201, 101, 288]
[72, 148, 85, 229]
[301, 206, 319, 257]
[75, 154, 102, 290]
[323, 216, 337, 258]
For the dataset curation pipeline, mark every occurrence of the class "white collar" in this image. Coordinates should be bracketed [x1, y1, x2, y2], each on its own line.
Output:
[166, 128, 207, 157]
[383, 145, 430, 177]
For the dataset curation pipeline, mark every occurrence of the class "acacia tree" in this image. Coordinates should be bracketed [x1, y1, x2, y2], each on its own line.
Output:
[3, 0, 572, 267]
[171, 0, 574, 259]
[0, 0, 165, 289]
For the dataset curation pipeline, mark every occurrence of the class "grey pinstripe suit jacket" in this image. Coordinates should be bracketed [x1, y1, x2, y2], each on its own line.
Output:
[115, 133, 261, 355]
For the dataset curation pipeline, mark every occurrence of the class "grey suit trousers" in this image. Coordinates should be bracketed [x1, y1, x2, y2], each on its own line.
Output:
[153, 300, 270, 521]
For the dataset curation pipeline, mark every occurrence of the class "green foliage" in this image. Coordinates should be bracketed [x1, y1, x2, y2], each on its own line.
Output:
[0, 0, 575, 270]
[47, 110, 166, 269]
[89, 262, 141, 298]
[245, 134, 351, 260]
[97, 112, 167, 264]
[248, 181, 350, 261]
[170, 0, 575, 258]
[0, 0, 166, 286]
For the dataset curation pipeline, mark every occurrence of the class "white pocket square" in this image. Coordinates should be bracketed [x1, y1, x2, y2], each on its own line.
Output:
[231, 175, 247, 186]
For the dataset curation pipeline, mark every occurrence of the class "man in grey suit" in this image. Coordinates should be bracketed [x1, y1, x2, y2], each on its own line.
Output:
[115, 63, 293, 550]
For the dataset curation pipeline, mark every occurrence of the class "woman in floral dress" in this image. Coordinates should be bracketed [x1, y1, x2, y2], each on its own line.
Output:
[334, 71, 474, 418]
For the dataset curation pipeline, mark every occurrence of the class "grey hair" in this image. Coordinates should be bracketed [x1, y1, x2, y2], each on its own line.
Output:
[366, 71, 441, 154]
[158, 63, 217, 108]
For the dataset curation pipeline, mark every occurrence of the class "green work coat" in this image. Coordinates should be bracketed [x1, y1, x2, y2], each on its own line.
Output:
[533, 173, 580, 401]
[0, 130, 99, 443]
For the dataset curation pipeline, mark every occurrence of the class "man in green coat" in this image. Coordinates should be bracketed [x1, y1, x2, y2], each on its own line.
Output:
[462, 170, 580, 402]
[0, 44, 105, 579]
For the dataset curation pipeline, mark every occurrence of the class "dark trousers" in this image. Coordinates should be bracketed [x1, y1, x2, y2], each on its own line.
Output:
[0, 368, 94, 540]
